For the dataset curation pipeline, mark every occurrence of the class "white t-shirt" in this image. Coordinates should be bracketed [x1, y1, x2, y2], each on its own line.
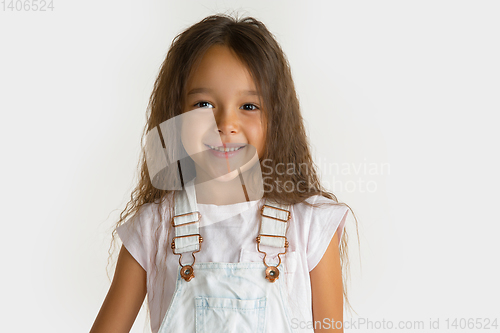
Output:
[117, 193, 349, 333]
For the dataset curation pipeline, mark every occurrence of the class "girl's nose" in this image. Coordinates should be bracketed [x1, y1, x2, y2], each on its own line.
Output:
[216, 108, 239, 136]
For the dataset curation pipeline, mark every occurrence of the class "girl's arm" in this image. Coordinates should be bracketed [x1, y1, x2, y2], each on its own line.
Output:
[89, 245, 147, 333]
[309, 230, 344, 332]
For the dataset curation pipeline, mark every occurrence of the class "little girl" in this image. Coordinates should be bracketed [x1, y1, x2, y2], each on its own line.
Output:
[90, 13, 356, 333]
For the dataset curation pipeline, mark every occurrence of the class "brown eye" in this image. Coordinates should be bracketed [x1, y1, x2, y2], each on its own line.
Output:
[241, 104, 259, 111]
[194, 101, 214, 108]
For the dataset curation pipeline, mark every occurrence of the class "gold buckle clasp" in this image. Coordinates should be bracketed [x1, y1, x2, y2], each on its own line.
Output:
[260, 204, 291, 222]
[256, 235, 289, 282]
[171, 211, 203, 282]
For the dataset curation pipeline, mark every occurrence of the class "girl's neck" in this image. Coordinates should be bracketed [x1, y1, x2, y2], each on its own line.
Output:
[193, 176, 249, 205]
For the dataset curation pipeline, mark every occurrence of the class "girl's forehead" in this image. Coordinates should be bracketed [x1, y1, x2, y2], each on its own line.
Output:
[186, 46, 257, 89]
[182, 45, 267, 115]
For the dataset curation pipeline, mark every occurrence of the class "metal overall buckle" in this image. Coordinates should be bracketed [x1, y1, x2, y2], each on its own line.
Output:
[256, 204, 291, 282]
[171, 211, 203, 282]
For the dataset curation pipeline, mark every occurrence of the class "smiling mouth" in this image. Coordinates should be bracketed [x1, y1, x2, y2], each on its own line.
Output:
[205, 144, 246, 153]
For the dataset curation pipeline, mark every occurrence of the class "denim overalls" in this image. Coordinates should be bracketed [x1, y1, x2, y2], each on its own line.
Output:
[157, 183, 308, 333]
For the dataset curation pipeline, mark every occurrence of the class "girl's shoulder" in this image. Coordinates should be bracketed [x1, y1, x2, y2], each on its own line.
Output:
[290, 195, 349, 271]
[289, 194, 349, 243]
[125, 192, 347, 225]
[116, 194, 174, 272]
[290, 194, 349, 217]
[117, 193, 173, 233]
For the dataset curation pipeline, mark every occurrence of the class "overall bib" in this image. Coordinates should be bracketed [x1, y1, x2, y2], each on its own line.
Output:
[157, 183, 304, 333]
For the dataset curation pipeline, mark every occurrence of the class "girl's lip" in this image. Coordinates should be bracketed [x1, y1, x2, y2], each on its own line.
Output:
[204, 143, 246, 158]
[204, 143, 247, 149]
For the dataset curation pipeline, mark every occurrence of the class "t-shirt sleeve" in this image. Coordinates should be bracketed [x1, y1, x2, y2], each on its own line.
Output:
[306, 203, 349, 272]
[116, 204, 155, 272]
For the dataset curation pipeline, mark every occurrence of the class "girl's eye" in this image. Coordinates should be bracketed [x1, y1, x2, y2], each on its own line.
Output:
[241, 104, 259, 111]
[194, 101, 214, 108]
[193, 102, 259, 111]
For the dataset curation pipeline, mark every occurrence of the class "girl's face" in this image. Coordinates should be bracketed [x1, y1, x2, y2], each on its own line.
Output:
[181, 45, 266, 183]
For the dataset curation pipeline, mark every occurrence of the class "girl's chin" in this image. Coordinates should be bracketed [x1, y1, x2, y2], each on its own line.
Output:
[210, 169, 240, 182]
[193, 166, 240, 184]
[194, 155, 259, 183]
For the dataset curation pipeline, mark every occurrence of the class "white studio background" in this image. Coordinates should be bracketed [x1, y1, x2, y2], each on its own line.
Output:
[1, 1, 498, 332]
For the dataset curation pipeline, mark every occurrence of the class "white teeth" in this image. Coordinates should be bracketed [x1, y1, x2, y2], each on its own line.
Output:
[208, 145, 243, 152]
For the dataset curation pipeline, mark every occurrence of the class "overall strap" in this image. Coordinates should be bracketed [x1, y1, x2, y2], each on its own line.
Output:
[170, 183, 293, 283]
[257, 199, 291, 282]
[258, 199, 291, 247]
[171, 183, 202, 254]
[170, 183, 202, 282]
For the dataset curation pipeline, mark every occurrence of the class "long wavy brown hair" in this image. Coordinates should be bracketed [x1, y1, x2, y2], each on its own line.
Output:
[106, 12, 360, 331]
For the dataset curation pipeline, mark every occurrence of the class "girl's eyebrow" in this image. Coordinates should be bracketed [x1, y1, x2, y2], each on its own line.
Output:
[187, 87, 261, 96]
